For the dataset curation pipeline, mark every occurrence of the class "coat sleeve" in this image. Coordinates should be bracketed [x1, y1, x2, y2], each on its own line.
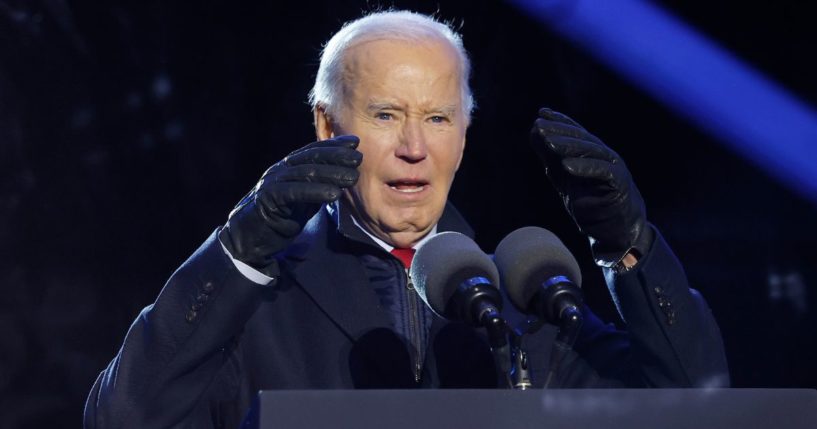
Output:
[84, 229, 268, 428]
[567, 226, 730, 388]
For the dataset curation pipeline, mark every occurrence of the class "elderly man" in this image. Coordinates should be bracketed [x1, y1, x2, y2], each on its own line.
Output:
[84, 10, 728, 429]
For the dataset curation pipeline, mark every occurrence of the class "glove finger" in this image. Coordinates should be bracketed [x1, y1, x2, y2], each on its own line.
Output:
[543, 136, 617, 162]
[285, 146, 363, 168]
[260, 182, 343, 207]
[533, 118, 604, 145]
[528, 129, 568, 191]
[273, 164, 359, 188]
[538, 107, 583, 128]
[286, 135, 360, 158]
[561, 157, 617, 185]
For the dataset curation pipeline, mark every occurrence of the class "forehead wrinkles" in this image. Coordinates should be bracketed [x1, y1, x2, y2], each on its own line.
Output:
[339, 38, 462, 109]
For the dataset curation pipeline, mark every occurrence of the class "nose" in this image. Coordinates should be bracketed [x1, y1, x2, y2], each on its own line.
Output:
[395, 118, 428, 163]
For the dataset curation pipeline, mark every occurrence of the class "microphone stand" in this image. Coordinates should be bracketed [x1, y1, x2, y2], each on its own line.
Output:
[510, 333, 532, 389]
[539, 276, 584, 388]
[479, 308, 514, 389]
[543, 305, 583, 388]
[476, 296, 537, 390]
[482, 312, 536, 390]
[451, 278, 515, 389]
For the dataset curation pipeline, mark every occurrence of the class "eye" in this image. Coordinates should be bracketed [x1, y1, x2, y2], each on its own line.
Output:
[429, 115, 449, 124]
[375, 112, 393, 121]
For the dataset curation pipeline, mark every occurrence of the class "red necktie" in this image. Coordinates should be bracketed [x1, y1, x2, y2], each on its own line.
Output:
[390, 248, 416, 269]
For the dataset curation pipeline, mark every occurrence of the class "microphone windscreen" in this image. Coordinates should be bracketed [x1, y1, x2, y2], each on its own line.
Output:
[494, 226, 582, 312]
[410, 232, 500, 317]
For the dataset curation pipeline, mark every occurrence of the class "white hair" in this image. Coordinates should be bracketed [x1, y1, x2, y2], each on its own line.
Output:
[309, 10, 474, 123]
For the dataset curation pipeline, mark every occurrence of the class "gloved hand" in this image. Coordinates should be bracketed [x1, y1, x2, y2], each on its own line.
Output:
[530, 108, 653, 268]
[219, 135, 361, 277]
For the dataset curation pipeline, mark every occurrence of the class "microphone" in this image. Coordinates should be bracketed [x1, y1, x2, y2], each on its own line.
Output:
[410, 232, 503, 327]
[410, 232, 512, 387]
[494, 226, 583, 325]
[494, 226, 584, 388]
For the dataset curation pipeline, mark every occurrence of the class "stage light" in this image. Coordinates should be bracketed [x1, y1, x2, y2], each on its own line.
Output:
[510, 0, 817, 204]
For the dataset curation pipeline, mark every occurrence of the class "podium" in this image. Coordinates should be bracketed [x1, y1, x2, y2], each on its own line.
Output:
[242, 388, 817, 429]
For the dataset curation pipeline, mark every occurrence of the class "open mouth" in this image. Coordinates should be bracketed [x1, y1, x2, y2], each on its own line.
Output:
[386, 179, 429, 193]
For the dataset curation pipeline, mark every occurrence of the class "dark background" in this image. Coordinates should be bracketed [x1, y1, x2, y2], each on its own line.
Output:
[2, 1, 816, 427]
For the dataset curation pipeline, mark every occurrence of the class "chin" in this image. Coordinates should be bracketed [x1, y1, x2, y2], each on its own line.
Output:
[387, 205, 438, 229]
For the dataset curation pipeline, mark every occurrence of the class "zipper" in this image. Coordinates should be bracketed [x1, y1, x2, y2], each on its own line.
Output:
[404, 267, 423, 383]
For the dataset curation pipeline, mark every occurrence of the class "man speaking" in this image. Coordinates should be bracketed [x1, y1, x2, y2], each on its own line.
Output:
[84, 10, 728, 429]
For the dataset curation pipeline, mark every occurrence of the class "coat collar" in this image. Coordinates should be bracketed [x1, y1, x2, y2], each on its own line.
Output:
[281, 200, 474, 339]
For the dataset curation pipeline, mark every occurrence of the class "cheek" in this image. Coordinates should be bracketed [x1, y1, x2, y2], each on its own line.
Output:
[357, 132, 397, 174]
[354, 147, 389, 197]
[435, 141, 465, 177]
[357, 163, 380, 191]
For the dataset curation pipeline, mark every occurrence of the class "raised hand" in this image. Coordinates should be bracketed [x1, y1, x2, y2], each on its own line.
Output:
[530, 108, 652, 267]
[219, 135, 362, 276]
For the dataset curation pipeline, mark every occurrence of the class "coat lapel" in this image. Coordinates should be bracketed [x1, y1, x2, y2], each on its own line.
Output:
[280, 201, 475, 341]
[282, 209, 393, 339]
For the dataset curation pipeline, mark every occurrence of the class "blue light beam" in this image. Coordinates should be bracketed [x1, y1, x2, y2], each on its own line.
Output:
[509, 0, 817, 203]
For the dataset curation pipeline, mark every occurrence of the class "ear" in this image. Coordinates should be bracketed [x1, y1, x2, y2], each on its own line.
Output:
[314, 105, 335, 140]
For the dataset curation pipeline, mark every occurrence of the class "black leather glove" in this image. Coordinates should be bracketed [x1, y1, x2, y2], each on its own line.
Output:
[530, 108, 653, 267]
[219, 135, 361, 277]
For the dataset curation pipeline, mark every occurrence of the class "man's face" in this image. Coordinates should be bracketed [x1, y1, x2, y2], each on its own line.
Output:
[316, 38, 467, 248]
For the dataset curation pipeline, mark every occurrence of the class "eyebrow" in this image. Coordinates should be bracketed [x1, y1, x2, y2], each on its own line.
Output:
[366, 102, 459, 116]
[366, 102, 403, 112]
[435, 105, 458, 117]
